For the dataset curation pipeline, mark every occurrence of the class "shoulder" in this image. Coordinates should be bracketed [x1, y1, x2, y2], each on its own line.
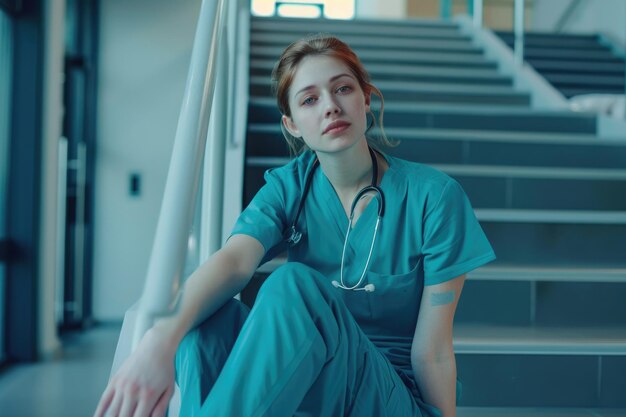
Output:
[263, 150, 316, 193]
[386, 155, 459, 207]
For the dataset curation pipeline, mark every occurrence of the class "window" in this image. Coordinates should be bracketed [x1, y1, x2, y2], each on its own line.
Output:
[251, 0, 355, 20]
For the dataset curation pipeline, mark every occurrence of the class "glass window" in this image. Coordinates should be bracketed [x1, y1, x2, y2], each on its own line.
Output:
[252, 0, 355, 20]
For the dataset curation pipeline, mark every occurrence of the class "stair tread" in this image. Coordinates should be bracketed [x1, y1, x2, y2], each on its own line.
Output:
[471, 265, 626, 282]
[458, 406, 626, 417]
[250, 96, 590, 116]
[250, 76, 521, 95]
[251, 33, 479, 51]
[256, 258, 626, 282]
[251, 59, 505, 79]
[454, 323, 626, 355]
[475, 208, 626, 224]
[248, 156, 626, 179]
[251, 45, 492, 64]
[249, 124, 619, 145]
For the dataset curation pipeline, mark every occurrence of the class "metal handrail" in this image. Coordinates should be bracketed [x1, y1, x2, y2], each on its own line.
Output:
[132, 0, 229, 349]
[472, 0, 525, 66]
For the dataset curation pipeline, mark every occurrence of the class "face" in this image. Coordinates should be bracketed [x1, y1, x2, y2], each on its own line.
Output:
[282, 55, 371, 155]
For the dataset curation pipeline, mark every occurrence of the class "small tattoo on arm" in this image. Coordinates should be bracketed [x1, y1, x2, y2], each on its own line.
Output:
[430, 290, 455, 306]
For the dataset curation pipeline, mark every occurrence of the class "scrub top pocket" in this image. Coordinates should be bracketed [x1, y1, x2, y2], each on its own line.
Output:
[366, 259, 423, 338]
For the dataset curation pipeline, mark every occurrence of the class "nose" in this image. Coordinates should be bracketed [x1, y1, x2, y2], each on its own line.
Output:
[324, 94, 341, 117]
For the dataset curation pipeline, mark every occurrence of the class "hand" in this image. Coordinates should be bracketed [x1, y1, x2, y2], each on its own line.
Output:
[94, 328, 177, 417]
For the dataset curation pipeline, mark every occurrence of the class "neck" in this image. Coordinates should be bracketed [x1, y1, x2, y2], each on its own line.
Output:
[316, 140, 374, 195]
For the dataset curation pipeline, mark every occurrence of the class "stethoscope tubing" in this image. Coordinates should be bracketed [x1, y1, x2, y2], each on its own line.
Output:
[286, 147, 386, 292]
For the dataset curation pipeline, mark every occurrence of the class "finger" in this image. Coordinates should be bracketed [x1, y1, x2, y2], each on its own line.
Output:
[93, 387, 116, 417]
[150, 384, 175, 417]
[103, 390, 123, 417]
[131, 391, 159, 417]
[118, 392, 138, 417]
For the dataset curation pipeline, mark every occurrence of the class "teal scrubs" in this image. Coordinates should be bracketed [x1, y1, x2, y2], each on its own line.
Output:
[175, 150, 496, 416]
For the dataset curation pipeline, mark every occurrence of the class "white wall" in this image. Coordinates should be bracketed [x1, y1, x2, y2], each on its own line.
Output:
[533, 0, 626, 46]
[94, 0, 201, 320]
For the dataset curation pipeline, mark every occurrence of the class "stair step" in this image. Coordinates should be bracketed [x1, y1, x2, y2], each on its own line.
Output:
[543, 73, 626, 87]
[561, 87, 626, 98]
[522, 49, 619, 61]
[250, 76, 520, 96]
[529, 60, 625, 74]
[454, 324, 626, 355]
[471, 265, 626, 283]
[248, 157, 626, 180]
[245, 131, 626, 170]
[250, 45, 493, 67]
[496, 31, 602, 47]
[251, 32, 480, 54]
[256, 258, 626, 283]
[458, 407, 626, 417]
[250, 59, 512, 85]
[249, 124, 607, 144]
[252, 17, 464, 39]
[249, 97, 597, 133]
[381, 127, 615, 144]
[249, 77, 527, 105]
[476, 209, 626, 224]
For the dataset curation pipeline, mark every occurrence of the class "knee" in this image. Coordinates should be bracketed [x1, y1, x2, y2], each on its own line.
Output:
[258, 262, 328, 301]
[177, 298, 249, 357]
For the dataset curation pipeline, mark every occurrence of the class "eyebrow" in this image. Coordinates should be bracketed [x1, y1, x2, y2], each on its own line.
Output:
[294, 73, 355, 98]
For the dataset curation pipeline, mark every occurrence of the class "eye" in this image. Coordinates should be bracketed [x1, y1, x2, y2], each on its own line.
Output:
[336, 85, 352, 94]
[302, 96, 317, 106]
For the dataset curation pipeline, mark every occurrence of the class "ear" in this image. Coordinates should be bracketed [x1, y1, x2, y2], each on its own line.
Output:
[364, 89, 371, 113]
[282, 115, 300, 138]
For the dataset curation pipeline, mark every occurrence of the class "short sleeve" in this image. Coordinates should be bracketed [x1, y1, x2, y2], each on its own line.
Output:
[229, 169, 287, 255]
[422, 179, 496, 285]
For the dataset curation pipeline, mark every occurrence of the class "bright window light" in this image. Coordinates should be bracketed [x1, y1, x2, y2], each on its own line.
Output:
[252, 0, 355, 20]
[251, 0, 276, 17]
[278, 4, 322, 18]
[324, 0, 354, 19]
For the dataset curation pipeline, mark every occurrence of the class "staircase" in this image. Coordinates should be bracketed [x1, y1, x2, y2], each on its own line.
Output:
[242, 16, 626, 416]
[496, 32, 626, 98]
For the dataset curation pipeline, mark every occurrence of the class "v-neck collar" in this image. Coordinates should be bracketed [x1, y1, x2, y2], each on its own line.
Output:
[316, 152, 394, 252]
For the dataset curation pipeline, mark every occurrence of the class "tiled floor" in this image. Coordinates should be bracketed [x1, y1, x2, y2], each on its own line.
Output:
[0, 325, 625, 417]
[0, 324, 120, 417]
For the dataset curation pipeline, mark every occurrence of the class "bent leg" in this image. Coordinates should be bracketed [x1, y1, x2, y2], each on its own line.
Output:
[175, 298, 250, 416]
[199, 262, 424, 417]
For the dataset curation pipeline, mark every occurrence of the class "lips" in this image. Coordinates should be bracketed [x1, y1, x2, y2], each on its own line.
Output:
[323, 120, 351, 135]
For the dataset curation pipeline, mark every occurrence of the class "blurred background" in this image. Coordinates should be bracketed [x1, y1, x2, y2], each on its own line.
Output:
[0, 0, 625, 416]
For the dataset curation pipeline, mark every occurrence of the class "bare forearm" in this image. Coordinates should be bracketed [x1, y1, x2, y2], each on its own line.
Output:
[151, 249, 251, 347]
[412, 353, 457, 417]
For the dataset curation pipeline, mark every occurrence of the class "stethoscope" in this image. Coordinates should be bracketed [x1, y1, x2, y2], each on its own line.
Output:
[285, 147, 386, 293]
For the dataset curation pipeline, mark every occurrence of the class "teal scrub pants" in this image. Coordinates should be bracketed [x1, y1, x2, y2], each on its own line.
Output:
[175, 262, 432, 417]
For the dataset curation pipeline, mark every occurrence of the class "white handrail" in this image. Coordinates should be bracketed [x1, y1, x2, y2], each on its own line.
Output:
[133, 0, 228, 349]
[473, 0, 483, 28]
[473, 0, 525, 67]
[514, 0, 525, 66]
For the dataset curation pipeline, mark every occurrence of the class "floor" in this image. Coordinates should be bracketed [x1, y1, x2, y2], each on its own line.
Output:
[0, 325, 624, 417]
[0, 324, 120, 417]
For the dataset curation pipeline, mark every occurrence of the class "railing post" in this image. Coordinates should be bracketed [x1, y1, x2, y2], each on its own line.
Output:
[440, 0, 452, 20]
[473, 0, 483, 28]
[514, 0, 525, 66]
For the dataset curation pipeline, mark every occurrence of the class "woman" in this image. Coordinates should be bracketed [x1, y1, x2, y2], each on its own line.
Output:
[95, 34, 496, 417]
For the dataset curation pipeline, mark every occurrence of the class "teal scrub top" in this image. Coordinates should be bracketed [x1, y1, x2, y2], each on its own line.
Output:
[230, 150, 496, 378]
